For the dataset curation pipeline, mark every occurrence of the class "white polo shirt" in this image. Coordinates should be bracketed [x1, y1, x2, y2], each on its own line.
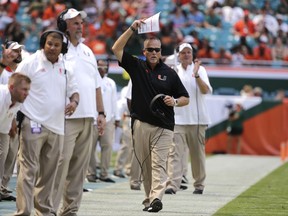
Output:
[175, 63, 213, 125]
[117, 85, 130, 117]
[64, 42, 102, 120]
[0, 85, 21, 134]
[0, 69, 12, 85]
[16, 50, 79, 135]
[125, 79, 132, 100]
[101, 76, 120, 122]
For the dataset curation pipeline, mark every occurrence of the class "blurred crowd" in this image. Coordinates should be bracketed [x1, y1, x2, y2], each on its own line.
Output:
[0, 0, 288, 64]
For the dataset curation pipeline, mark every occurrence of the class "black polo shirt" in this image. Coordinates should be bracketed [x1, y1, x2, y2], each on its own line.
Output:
[119, 52, 189, 131]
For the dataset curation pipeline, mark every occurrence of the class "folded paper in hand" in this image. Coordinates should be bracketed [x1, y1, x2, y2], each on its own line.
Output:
[138, 12, 161, 34]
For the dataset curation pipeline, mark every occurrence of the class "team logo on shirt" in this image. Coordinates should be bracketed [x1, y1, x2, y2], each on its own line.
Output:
[83, 51, 90, 56]
[158, 75, 167, 81]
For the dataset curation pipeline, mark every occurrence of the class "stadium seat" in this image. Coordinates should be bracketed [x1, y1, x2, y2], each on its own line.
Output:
[214, 87, 240, 96]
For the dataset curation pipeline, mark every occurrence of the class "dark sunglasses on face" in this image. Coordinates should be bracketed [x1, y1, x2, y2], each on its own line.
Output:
[145, 47, 161, 53]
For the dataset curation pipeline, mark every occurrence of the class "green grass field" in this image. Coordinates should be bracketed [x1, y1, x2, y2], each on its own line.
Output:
[214, 161, 288, 215]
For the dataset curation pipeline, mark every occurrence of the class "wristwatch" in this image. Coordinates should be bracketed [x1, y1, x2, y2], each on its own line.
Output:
[98, 111, 106, 118]
[173, 98, 178, 107]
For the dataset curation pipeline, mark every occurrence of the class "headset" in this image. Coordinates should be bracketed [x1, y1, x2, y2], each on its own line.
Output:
[149, 94, 166, 119]
[39, 30, 68, 54]
[57, 9, 69, 33]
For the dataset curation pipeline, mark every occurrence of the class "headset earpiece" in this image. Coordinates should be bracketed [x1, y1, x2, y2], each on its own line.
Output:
[39, 30, 69, 54]
[4, 40, 13, 49]
[57, 9, 68, 33]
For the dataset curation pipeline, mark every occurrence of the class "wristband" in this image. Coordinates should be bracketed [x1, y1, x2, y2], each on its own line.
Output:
[130, 26, 136, 32]
[98, 111, 106, 118]
[195, 75, 200, 78]
[0, 62, 7, 68]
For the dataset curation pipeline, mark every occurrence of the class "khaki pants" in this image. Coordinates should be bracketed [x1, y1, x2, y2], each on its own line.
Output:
[129, 150, 142, 188]
[167, 125, 206, 191]
[114, 117, 132, 174]
[15, 117, 63, 216]
[0, 133, 9, 188]
[53, 118, 93, 216]
[132, 120, 172, 207]
[2, 135, 19, 188]
[88, 119, 115, 178]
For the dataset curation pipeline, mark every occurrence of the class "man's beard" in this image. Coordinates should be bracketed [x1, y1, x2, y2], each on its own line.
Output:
[14, 56, 22, 64]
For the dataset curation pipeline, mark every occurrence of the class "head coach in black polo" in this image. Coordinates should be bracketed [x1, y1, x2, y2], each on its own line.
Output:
[112, 19, 189, 213]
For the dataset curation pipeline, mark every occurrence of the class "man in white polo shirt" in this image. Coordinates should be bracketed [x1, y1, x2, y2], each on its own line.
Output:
[0, 73, 31, 202]
[0, 41, 24, 84]
[53, 8, 106, 216]
[14, 30, 79, 216]
[0, 40, 26, 201]
[87, 59, 120, 183]
[166, 43, 212, 195]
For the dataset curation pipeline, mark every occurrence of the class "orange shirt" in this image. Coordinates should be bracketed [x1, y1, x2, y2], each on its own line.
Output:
[100, 10, 120, 37]
[42, 3, 66, 20]
[87, 40, 106, 55]
[198, 48, 218, 59]
[234, 20, 256, 37]
[253, 45, 272, 60]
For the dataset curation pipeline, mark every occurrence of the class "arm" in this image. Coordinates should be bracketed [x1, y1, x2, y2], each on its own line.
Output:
[8, 118, 18, 138]
[65, 69, 80, 116]
[96, 87, 106, 135]
[193, 59, 210, 94]
[65, 92, 79, 116]
[163, 95, 189, 107]
[112, 20, 143, 63]
[174, 96, 189, 107]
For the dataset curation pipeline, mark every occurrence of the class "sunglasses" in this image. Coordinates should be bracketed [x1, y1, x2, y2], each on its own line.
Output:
[145, 47, 161, 53]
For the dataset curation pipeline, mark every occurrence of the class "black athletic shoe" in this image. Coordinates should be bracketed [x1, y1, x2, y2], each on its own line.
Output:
[1, 186, 13, 194]
[143, 206, 149, 211]
[180, 185, 188, 190]
[193, 189, 203, 194]
[99, 177, 115, 183]
[148, 198, 163, 212]
[165, 188, 176, 194]
[1, 194, 16, 201]
[113, 171, 126, 178]
[130, 185, 141, 190]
